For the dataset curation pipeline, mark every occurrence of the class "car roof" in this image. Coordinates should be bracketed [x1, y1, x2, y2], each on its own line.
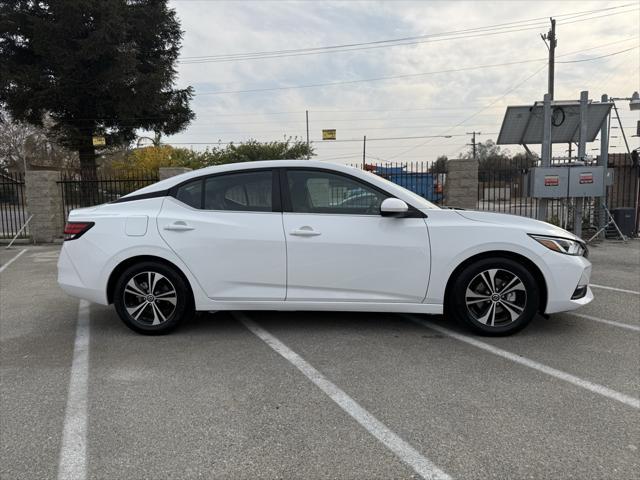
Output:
[120, 159, 436, 210]
[124, 160, 363, 197]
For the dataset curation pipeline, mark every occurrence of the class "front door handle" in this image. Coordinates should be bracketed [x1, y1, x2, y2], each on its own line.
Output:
[164, 221, 195, 232]
[290, 226, 321, 237]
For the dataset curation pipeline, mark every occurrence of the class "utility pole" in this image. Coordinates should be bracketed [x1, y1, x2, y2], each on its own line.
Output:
[596, 94, 609, 238]
[538, 18, 556, 222]
[573, 90, 589, 237]
[362, 135, 366, 169]
[467, 131, 480, 160]
[546, 18, 556, 100]
[541, 17, 556, 100]
[305, 110, 310, 159]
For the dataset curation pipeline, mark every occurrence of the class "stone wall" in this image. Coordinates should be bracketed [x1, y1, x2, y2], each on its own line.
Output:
[25, 170, 62, 243]
[445, 159, 478, 210]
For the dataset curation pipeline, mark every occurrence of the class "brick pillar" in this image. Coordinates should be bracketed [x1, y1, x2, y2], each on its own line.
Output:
[159, 167, 192, 180]
[445, 159, 478, 210]
[25, 170, 63, 243]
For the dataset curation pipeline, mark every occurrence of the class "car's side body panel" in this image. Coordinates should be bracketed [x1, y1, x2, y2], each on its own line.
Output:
[282, 213, 430, 303]
[422, 209, 592, 313]
[57, 160, 593, 319]
[157, 197, 287, 301]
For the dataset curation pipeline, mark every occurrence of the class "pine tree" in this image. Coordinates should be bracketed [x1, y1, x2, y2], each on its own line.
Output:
[0, 0, 194, 179]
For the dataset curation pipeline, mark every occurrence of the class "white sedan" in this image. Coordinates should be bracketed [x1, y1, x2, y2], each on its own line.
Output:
[57, 160, 592, 335]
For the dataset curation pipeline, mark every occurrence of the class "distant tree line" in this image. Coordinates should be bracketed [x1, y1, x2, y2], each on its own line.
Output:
[107, 138, 314, 175]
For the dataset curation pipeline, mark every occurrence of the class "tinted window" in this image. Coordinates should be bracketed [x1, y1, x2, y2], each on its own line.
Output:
[204, 171, 272, 212]
[175, 180, 202, 208]
[287, 170, 387, 215]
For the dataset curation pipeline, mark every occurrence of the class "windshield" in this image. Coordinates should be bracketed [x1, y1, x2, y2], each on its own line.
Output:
[360, 170, 441, 210]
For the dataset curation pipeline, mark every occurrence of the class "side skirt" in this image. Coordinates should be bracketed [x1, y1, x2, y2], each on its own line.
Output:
[194, 300, 443, 315]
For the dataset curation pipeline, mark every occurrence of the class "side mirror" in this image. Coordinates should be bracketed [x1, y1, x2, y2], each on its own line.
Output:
[380, 198, 409, 217]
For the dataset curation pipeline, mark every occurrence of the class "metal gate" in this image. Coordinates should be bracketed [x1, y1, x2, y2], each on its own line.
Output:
[0, 172, 30, 239]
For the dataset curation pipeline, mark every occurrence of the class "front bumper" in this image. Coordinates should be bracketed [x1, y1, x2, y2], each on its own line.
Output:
[543, 252, 593, 314]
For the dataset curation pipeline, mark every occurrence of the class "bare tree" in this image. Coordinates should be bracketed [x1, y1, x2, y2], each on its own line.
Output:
[0, 109, 77, 173]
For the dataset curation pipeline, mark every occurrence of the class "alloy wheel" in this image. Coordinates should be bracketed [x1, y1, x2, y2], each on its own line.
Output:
[464, 268, 527, 327]
[123, 271, 178, 326]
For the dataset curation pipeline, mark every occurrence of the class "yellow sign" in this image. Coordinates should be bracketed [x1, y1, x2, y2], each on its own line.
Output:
[322, 129, 336, 140]
[92, 136, 106, 147]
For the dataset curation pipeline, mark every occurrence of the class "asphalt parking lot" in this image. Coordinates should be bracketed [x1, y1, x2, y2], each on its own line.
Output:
[1, 241, 639, 480]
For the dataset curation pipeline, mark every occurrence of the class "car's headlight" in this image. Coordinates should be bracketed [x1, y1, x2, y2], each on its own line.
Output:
[529, 234, 586, 256]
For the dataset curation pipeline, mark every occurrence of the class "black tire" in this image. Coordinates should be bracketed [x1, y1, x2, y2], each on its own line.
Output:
[113, 261, 194, 335]
[448, 257, 539, 336]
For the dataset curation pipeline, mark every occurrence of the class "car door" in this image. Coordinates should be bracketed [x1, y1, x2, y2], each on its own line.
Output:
[281, 168, 431, 303]
[158, 169, 286, 301]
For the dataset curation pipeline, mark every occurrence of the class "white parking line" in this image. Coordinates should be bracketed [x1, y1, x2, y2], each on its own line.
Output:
[591, 284, 640, 295]
[237, 313, 450, 480]
[406, 315, 640, 410]
[57, 300, 90, 480]
[567, 312, 640, 332]
[0, 248, 28, 273]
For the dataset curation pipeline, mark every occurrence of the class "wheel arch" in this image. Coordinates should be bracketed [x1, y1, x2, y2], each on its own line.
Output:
[106, 255, 195, 306]
[444, 250, 548, 313]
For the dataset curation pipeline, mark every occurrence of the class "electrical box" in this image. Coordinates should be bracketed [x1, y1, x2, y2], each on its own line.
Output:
[567, 166, 606, 197]
[529, 167, 569, 198]
[528, 166, 608, 198]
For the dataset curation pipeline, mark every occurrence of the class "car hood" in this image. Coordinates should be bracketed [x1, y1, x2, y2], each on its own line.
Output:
[454, 210, 580, 240]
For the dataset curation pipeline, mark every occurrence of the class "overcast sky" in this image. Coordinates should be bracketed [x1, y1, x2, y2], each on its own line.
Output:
[165, 0, 639, 163]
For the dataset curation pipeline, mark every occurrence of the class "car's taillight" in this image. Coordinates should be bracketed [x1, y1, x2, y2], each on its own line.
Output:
[64, 221, 94, 240]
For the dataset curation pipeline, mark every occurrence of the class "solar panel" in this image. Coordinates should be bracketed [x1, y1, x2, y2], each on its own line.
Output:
[497, 101, 612, 145]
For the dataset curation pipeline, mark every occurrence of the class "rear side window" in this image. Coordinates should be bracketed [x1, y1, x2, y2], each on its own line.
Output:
[175, 180, 202, 208]
[204, 171, 272, 212]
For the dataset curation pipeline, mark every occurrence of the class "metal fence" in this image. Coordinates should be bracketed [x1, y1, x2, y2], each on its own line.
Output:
[58, 171, 158, 227]
[0, 172, 30, 239]
[349, 161, 445, 205]
[477, 155, 639, 235]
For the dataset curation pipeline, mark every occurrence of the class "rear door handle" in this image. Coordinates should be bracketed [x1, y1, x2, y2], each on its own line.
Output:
[164, 221, 195, 232]
[290, 226, 321, 237]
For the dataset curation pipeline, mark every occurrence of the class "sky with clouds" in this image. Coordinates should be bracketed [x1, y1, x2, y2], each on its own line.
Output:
[164, 0, 639, 164]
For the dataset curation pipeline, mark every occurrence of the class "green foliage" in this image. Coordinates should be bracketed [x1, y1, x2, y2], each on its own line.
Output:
[205, 139, 314, 166]
[112, 138, 314, 174]
[0, 0, 194, 175]
[430, 155, 448, 173]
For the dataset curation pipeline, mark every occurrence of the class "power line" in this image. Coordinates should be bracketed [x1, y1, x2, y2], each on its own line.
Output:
[385, 62, 549, 160]
[195, 46, 637, 96]
[557, 46, 639, 63]
[160, 133, 492, 146]
[56, 35, 637, 124]
[179, 4, 636, 64]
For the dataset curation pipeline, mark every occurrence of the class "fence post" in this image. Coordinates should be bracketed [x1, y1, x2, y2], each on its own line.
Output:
[445, 159, 478, 209]
[159, 167, 192, 180]
[25, 170, 63, 243]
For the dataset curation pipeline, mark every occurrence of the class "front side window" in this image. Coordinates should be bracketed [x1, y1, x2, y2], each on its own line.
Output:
[287, 170, 387, 215]
[204, 170, 272, 212]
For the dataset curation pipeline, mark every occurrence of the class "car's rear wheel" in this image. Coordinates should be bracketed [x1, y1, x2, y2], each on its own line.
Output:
[449, 257, 539, 335]
[114, 261, 193, 335]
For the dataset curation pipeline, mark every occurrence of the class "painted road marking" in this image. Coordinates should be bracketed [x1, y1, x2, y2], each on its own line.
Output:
[591, 284, 640, 295]
[57, 300, 90, 480]
[0, 248, 28, 273]
[567, 312, 640, 332]
[30, 250, 60, 263]
[406, 315, 640, 410]
[237, 313, 450, 480]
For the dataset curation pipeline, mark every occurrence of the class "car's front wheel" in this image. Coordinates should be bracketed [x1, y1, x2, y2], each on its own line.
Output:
[449, 257, 539, 335]
[113, 261, 193, 335]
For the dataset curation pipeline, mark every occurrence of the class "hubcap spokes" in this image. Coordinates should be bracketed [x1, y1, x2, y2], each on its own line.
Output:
[465, 269, 527, 327]
[123, 272, 177, 326]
